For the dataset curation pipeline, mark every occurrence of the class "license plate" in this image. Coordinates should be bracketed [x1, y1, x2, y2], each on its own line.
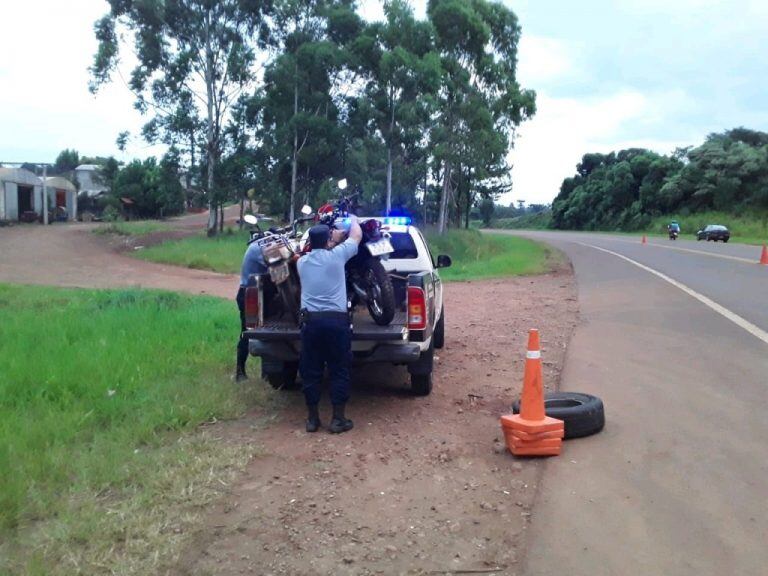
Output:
[366, 238, 393, 256]
[268, 262, 290, 284]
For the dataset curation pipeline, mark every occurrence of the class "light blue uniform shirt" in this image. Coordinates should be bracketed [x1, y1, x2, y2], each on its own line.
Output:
[239, 241, 267, 286]
[297, 238, 359, 313]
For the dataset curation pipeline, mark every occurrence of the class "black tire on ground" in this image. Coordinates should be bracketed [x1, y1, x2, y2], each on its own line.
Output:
[512, 392, 604, 439]
[433, 305, 445, 349]
[723, 238, 729, 243]
[409, 344, 434, 396]
[365, 259, 396, 326]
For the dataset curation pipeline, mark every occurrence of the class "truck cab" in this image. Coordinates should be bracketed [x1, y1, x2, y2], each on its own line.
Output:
[242, 219, 450, 395]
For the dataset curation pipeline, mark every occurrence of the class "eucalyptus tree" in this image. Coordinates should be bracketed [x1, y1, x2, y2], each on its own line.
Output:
[89, 0, 273, 235]
[427, 0, 535, 233]
[253, 0, 360, 221]
[354, 0, 440, 214]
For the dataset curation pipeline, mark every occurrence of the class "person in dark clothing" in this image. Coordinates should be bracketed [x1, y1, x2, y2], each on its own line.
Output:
[297, 217, 362, 433]
[235, 240, 268, 381]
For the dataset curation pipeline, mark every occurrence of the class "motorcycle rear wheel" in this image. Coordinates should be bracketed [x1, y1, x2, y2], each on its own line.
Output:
[364, 259, 395, 326]
[278, 274, 301, 324]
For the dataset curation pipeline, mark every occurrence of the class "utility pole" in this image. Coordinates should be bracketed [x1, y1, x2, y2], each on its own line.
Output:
[42, 164, 48, 225]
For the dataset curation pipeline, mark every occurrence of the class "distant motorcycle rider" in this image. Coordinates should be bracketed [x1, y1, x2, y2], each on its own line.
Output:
[297, 216, 362, 433]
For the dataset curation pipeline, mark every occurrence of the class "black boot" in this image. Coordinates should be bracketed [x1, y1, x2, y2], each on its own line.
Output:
[306, 404, 321, 433]
[235, 341, 249, 382]
[234, 364, 248, 382]
[329, 404, 353, 434]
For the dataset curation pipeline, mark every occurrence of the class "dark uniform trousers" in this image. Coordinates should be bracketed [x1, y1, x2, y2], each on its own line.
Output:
[299, 315, 352, 406]
[236, 287, 248, 370]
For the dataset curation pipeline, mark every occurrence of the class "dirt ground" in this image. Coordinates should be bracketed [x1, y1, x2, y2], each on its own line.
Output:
[0, 215, 578, 575]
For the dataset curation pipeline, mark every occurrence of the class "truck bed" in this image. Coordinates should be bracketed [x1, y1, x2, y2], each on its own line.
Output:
[246, 309, 408, 342]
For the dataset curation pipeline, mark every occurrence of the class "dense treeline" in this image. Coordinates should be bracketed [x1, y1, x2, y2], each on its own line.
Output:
[88, 0, 535, 234]
[552, 128, 768, 231]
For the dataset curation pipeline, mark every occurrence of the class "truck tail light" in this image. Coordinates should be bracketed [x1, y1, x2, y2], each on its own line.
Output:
[244, 286, 260, 329]
[407, 286, 427, 330]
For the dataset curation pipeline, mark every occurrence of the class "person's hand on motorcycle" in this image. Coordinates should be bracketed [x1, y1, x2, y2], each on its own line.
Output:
[330, 228, 347, 246]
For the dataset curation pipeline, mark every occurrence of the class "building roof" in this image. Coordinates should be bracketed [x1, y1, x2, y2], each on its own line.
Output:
[0, 167, 42, 186]
[75, 164, 100, 171]
[45, 176, 77, 192]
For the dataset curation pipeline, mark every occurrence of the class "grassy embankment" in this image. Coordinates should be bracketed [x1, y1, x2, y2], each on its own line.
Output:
[645, 211, 768, 244]
[483, 210, 768, 245]
[92, 220, 174, 236]
[0, 285, 268, 575]
[132, 227, 558, 280]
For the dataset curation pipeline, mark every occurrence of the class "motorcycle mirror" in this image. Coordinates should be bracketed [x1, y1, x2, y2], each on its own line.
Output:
[301, 204, 312, 215]
[243, 214, 258, 225]
[337, 178, 348, 190]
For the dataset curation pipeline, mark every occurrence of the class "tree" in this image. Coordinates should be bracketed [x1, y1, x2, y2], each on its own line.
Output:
[111, 154, 185, 218]
[89, 0, 272, 235]
[249, 0, 359, 221]
[479, 196, 494, 226]
[353, 0, 440, 215]
[53, 149, 80, 174]
[428, 0, 535, 234]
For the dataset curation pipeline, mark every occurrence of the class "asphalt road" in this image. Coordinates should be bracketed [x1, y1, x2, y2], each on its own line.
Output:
[496, 231, 768, 576]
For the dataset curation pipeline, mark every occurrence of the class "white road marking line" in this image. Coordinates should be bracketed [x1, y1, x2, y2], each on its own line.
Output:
[578, 242, 768, 346]
[608, 237, 757, 264]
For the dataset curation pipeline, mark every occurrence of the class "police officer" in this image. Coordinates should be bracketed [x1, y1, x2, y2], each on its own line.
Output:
[235, 238, 268, 381]
[297, 216, 362, 433]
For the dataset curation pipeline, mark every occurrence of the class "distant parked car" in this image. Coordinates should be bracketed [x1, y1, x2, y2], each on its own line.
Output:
[697, 225, 730, 242]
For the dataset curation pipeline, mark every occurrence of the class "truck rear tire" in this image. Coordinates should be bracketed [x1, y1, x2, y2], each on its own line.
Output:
[409, 344, 434, 396]
[262, 358, 298, 389]
[434, 305, 445, 349]
[411, 373, 432, 396]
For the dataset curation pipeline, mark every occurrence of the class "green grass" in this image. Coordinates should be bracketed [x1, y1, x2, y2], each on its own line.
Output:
[92, 220, 174, 236]
[135, 231, 247, 274]
[0, 284, 266, 575]
[135, 227, 555, 281]
[425, 229, 556, 281]
[484, 211, 553, 231]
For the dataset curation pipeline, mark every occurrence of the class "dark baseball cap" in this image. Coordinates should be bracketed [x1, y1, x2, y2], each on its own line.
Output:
[308, 224, 330, 249]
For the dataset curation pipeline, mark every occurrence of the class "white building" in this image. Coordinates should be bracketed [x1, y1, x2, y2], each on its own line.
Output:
[45, 176, 78, 221]
[75, 164, 108, 198]
[0, 167, 43, 222]
[0, 168, 78, 222]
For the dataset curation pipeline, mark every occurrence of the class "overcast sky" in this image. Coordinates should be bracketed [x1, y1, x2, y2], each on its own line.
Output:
[1, 0, 766, 205]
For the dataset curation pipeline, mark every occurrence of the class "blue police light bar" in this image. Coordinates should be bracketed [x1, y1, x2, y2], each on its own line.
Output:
[340, 216, 411, 226]
[383, 216, 411, 226]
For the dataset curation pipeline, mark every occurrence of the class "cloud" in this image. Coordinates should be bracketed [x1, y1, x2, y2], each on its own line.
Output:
[502, 89, 694, 206]
[516, 35, 577, 87]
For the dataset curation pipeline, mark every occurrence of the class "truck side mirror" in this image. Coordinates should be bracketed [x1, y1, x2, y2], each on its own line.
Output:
[437, 255, 452, 269]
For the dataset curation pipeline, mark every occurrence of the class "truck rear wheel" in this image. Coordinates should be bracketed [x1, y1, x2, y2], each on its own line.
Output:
[433, 305, 445, 349]
[409, 344, 434, 396]
[262, 359, 298, 389]
[411, 373, 432, 396]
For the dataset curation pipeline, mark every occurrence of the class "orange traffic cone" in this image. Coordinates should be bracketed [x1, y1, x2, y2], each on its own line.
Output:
[500, 330, 564, 457]
[760, 244, 768, 265]
[641, 235, 647, 245]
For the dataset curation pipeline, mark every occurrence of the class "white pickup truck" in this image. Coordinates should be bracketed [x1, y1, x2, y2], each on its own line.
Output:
[242, 219, 451, 395]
